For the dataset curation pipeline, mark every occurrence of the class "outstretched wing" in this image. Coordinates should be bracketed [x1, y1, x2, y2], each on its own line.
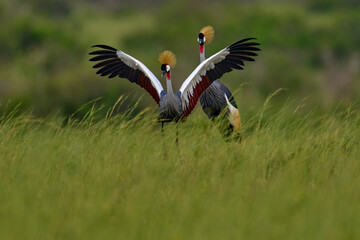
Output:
[89, 45, 164, 104]
[179, 38, 260, 117]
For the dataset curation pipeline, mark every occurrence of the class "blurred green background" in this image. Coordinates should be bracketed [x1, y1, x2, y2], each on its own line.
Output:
[0, 0, 359, 117]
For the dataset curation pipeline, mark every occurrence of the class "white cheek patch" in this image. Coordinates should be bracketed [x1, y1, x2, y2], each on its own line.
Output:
[166, 65, 170, 72]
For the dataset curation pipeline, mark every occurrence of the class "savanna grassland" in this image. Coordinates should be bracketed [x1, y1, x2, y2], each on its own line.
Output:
[0, 100, 360, 239]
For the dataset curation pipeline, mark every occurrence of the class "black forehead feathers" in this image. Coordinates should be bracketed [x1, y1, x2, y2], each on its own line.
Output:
[198, 33, 204, 39]
[161, 64, 166, 71]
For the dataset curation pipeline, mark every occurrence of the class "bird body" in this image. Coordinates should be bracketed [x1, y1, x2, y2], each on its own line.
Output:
[200, 80, 237, 120]
[158, 90, 182, 121]
[196, 26, 258, 140]
[89, 37, 260, 125]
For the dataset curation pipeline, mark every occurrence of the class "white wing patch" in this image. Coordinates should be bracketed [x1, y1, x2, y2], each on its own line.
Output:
[224, 94, 241, 132]
[116, 50, 138, 69]
[179, 48, 229, 111]
[116, 50, 164, 96]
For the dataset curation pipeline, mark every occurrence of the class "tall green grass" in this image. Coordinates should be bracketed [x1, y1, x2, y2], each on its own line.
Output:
[0, 99, 359, 239]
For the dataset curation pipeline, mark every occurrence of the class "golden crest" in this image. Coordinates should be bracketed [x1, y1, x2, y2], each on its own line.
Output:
[200, 26, 215, 44]
[158, 50, 176, 67]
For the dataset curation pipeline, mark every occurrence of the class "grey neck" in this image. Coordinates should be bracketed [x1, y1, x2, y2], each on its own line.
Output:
[166, 72, 176, 105]
[200, 45, 206, 63]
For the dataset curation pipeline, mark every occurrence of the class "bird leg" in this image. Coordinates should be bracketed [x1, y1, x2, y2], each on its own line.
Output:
[175, 124, 180, 155]
[161, 122, 168, 159]
[176, 130, 178, 145]
[176, 128, 179, 145]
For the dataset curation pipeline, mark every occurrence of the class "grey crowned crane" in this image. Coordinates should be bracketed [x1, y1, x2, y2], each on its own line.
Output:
[88, 38, 260, 129]
[198, 26, 261, 141]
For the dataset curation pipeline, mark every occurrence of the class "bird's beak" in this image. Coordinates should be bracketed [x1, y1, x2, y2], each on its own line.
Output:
[199, 39, 204, 45]
[161, 70, 166, 77]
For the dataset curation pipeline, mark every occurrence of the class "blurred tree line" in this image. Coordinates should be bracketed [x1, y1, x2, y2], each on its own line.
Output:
[0, 0, 359, 117]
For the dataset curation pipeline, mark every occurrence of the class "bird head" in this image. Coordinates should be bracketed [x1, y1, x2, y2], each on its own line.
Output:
[160, 64, 171, 77]
[158, 50, 176, 78]
[198, 26, 214, 53]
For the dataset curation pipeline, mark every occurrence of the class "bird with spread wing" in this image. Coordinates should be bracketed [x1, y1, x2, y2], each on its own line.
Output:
[89, 37, 260, 126]
[197, 26, 261, 141]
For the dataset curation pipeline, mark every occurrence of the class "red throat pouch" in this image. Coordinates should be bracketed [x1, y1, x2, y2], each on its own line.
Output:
[200, 45, 204, 53]
[167, 73, 171, 79]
